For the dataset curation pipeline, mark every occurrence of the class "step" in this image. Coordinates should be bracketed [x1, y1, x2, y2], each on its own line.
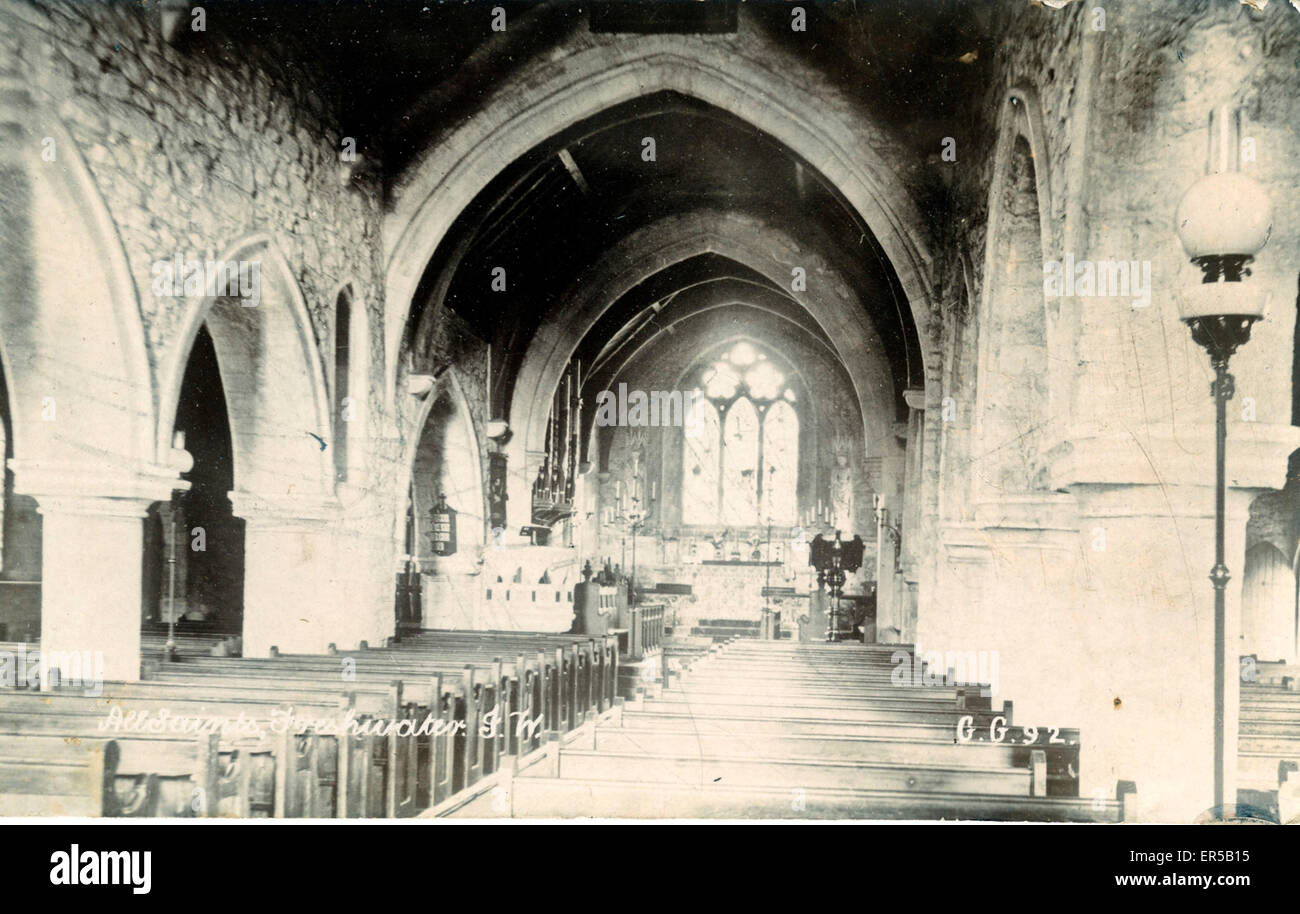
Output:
[691, 670, 925, 681]
[1240, 721, 1300, 737]
[1238, 735, 1300, 755]
[592, 727, 1077, 781]
[621, 709, 966, 740]
[668, 681, 969, 702]
[638, 697, 985, 725]
[543, 749, 1032, 794]
[651, 690, 971, 714]
[493, 777, 1120, 821]
[1237, 706, 1300, 721]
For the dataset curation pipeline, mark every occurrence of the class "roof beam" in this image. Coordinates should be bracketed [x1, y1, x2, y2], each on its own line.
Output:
[557, 148, 591, 197]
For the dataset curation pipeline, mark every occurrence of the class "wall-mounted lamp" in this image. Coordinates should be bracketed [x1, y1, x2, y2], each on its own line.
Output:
[873, 493, 902, 573]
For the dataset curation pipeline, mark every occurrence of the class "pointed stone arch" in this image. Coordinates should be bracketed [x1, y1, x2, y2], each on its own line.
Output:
[971, 87, 1057, 505]
[0, 90, 169, 681]
[397, 368, 487, 559]
[499, 210, 901, 549]
[156, 234, 334, 502]
[0, 97, 156, 484]
[383, 20, 936, 410]
[398, 370, 487, 628]
[512, 211, 895, 465]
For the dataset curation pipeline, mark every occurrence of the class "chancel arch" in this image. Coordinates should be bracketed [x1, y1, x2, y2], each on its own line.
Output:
[384, 24, 937, 411]
[508, 210, 900, 495]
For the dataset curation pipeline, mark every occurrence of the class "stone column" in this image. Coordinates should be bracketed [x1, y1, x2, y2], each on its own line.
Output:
[158, 502, 188, 621]
[231, 492, 369, 656]
[11, 461, 188, 686]
[1052, 428, 1298, 822]
[36, 495, 154, 684]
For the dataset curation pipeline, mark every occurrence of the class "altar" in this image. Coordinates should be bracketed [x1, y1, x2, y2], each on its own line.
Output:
[636, 555, 819, 633]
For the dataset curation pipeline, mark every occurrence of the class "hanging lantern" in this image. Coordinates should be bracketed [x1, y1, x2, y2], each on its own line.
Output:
[429, 493, 457, 557]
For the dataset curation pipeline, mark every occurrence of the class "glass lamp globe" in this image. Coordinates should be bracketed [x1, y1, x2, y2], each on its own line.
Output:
[1174, 171, 1273, 323]
[1174, 171, 1273, 263]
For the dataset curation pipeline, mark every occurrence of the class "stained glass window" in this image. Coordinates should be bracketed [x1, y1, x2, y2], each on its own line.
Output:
[682, 398, 721, 525]
[762, 400, 798, 524]
[723, 397, 760, 526]
[682, 342, 799, 528]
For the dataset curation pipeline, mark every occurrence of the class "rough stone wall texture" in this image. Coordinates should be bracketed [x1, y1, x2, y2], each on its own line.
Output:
[1080, 1, 1300, 433]
[2, 0, 387, 424]
[931, 0, 1091, 511]
[0, 0, 408, 647]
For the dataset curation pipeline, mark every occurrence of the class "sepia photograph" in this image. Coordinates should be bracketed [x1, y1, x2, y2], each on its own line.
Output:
[0, 0, 1297, 855]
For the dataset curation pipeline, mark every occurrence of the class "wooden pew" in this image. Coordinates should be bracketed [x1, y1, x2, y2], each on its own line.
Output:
[0, 687, 372, 817]
[153, 656, 555, 814]
[0, 735, 119, 816]
[156, 644, 596, 743]
[1, 630, 621, 818]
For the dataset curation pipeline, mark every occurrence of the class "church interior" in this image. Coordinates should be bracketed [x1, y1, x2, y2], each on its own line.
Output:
[0, 0, 1298, 822]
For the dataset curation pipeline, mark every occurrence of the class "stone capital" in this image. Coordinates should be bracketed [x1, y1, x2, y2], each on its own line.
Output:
[8, 458, 188, 517]
[228, 489, 340, 529]
[973, 492, 1079, 533]
[902, 388, 927, 411]
[1051, 422, 1300, 495]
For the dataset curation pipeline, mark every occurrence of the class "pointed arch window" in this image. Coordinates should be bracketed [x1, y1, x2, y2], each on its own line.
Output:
[682, 400, 721, 525]
[722, 397, 760, 526]
[333, 291, 351, 483]
[762, 400, 798, 524]
[682, 342, 799, 528]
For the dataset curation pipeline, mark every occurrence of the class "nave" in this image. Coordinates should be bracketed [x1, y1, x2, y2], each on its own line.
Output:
[448, 639, 1130, 821]
[2, 0, 1299, 826]
[0, 628, 1109, 820]
[4, 624, 1298, 820]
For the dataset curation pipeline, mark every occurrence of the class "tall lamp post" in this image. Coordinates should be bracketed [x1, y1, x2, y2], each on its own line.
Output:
[1174, 106, 1273, 814]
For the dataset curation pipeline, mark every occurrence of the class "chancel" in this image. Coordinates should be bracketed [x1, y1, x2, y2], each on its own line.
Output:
[0, 0, 1298, 825]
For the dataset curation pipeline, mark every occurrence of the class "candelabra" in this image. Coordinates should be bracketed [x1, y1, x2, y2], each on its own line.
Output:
[872, 493, 903, 574]
[617, 487, 656, 607]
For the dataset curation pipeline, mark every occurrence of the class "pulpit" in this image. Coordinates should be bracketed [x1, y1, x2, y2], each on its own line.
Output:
[808, 530, 865, 641]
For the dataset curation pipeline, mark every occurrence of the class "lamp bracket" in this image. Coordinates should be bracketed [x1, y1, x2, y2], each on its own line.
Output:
[1185, 314, 1258, 365]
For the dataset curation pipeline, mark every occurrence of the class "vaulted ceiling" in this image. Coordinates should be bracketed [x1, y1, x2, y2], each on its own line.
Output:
[408, 90, 923, 424]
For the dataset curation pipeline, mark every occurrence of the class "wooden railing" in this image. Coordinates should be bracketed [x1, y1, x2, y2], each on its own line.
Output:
[625, 603, 665, 661]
